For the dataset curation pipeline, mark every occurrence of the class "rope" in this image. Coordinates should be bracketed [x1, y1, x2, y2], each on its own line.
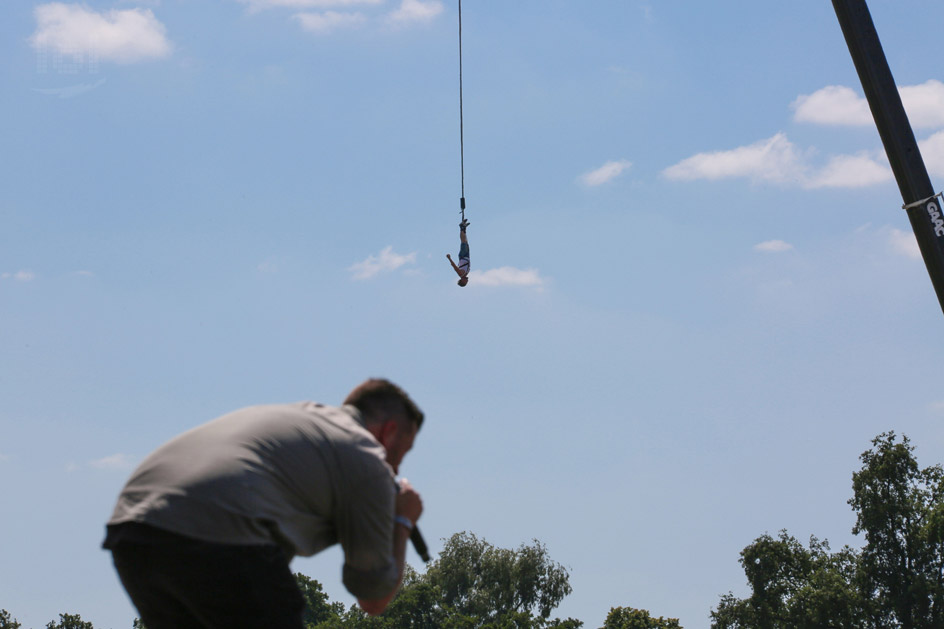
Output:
[458, 0, 466, 220]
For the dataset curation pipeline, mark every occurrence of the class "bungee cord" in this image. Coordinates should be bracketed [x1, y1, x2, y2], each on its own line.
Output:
[458, 0, 466, 222]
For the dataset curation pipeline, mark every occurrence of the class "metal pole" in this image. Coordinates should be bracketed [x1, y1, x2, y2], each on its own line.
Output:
[832, 0, 944, 317]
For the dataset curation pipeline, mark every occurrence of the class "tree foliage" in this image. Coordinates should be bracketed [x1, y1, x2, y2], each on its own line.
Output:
[851, 432, 944, 627]
[712, 432, 944, 629]
[308, 532, 581, 629]
[296, 572, 346, 627]
[711, 532, 864, 628]
[0, 610, 22, 629]
[44, 614, 94, 629]
[601, 606, 682, 628]
[427, 532, 574, 623]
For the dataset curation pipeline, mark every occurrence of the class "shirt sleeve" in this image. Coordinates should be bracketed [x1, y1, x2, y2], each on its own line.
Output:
[338, 466, 399, 600]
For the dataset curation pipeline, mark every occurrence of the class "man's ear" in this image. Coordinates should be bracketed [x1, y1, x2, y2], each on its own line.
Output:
[378, 419, 398, 444]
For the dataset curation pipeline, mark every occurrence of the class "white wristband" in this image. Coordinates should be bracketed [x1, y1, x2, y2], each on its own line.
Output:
[394, 515, 414, 531]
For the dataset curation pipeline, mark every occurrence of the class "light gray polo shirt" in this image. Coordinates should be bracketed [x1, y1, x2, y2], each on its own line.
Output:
[107, 402, 398, 599]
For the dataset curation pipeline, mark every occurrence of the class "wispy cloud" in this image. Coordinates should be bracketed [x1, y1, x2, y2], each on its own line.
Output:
[900, 80, 944, 128]
[238, 0, 442, 30]
[469, 267, 546, 289]
[792, 85, 873, 126]
[889, 228, 921, 260]
[349, 246, 417, 280]
[2, 270, 36, 282]
[793, 81, 944, 129]
[294, 10, 367, 33]
[238, 0, 382, 11]
[579, 160, 632, 186]
[663, 133, 891, 189]
[753, 240, 794, 253]
[663, 133, 807, 185]
[919, 130, 944, 178]
[90, 453, 136, 470]
[256, 258, 280, 274]
[804, 151, 893, 189]
[387, 0, 444, 25]
[672, 81, 943, 191]
[30, 3, 172, 64]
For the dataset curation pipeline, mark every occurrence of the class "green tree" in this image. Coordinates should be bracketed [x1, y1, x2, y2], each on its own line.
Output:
[601, 606, 682, 628]
[711, 532, 866, 628]
[850, 431, 944, 628]
[712, 431, 944, 628]
[312, 531, 581, 628]
[0, 610, 22, 629]
[45, 614, 94, 629]
[427, 532, 574, 623]
[296, 572, 345, 627]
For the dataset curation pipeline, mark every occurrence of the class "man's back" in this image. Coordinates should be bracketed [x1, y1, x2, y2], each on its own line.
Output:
[108, 402, 394, 558]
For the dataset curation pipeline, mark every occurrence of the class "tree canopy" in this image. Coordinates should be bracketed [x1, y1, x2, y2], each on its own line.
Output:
[712, 431, 944, 628]
[601, 607, 682, 628]
[313, 532, 584, 629]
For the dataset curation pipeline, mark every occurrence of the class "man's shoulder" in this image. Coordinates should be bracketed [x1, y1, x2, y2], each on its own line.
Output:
[300, 404, 390, 471]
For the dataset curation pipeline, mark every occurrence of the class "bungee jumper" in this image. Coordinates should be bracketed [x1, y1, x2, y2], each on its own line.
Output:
[447, 218, 471, 286]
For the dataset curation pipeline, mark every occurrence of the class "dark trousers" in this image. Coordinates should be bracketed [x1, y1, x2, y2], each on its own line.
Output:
[109, 529, 305, 629]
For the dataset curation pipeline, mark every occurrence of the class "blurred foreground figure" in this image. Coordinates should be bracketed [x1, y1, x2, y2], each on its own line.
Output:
[103, 378, 424, 629]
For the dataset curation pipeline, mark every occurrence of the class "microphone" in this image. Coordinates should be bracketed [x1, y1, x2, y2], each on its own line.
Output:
[396, 479, 431, 562]
[410, 526, 431, 563]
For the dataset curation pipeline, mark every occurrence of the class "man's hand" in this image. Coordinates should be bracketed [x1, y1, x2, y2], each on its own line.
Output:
[396, 478, 423, 526]
[357, 479, 423, 616]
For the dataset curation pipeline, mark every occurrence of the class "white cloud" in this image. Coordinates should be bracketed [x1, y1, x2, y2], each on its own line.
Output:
[919, 130, 944, 178]
[579, 160, 632, 186]
[2, 270, 36, 282]
[238, 0, 382, 11]
[899, 80, 944, 129]
[349, 246, 417, 280]
[889, 228, 921, 260]
[89, 453, 136, 470]
[294, 10, 367, 33]
[792, 85, 873, 126]
[469, 266, 545, 288]
[804, 151, 892, 189]
[793, 81, 944, 129]
[30, 3, 172, 64]
[388, 0, 443, 25]
[753, 240, 794, 253]
[663, 133, 806, 185]
[664, 134, 892, 189]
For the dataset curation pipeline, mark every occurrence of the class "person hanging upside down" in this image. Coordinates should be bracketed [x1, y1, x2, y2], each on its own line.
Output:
[446, 219, 471, 286]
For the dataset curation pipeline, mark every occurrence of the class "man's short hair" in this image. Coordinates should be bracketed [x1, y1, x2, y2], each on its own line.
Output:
[458, 277, 469, 287]
[343, 378, 424, 431]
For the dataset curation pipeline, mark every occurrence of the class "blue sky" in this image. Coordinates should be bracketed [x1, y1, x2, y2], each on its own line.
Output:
[3, 1, 944, 627]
